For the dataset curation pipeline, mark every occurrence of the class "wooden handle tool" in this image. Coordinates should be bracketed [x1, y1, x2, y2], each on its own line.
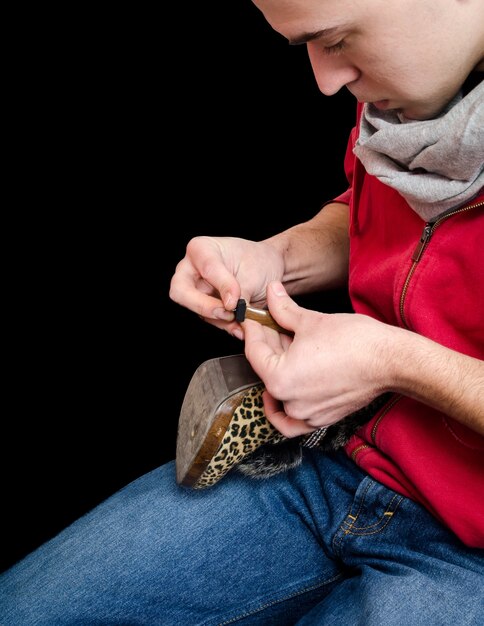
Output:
[234, 299, 293, 335]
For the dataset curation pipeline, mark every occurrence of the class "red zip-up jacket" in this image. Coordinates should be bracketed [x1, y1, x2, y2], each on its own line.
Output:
[336, 102, 484, 548]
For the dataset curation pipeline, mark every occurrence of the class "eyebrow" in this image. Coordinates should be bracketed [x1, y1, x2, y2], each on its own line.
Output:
[288, 27, 341, 46]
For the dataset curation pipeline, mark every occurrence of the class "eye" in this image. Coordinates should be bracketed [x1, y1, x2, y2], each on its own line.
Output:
[323, 40, 345, 55]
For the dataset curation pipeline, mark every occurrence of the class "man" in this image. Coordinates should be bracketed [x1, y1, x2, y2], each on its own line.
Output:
[1, 1, 483, 623]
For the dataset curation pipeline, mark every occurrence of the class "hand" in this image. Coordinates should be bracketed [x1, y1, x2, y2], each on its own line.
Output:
[244, 281, 396, 437]
[169, 236, 285, 336]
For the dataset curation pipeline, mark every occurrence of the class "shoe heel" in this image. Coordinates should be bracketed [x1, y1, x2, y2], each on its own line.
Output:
[176, 354, 282, 488]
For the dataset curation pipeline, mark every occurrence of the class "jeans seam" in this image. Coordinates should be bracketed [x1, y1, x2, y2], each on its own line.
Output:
[341, 493, 403, 534]
[348, 477, 373, 519]
[332, 479, 404, 555]
[343, 495, 404, 536]
[332, 477, 373, 556]
[213, 572, 343, 626]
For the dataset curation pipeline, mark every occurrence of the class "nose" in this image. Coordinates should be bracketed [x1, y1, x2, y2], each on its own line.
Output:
[307, 42, 360, 96]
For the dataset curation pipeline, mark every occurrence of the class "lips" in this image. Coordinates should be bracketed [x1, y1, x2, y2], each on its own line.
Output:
[347, 87, 391, 110]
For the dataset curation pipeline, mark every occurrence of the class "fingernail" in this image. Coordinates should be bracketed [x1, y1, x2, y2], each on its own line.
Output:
[213, 307, 235, 321]
[272, 281, 286, 296]
[223, 294, 235, 310]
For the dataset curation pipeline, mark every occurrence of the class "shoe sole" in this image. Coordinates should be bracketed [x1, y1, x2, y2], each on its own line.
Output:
[176, 354, 265, 488]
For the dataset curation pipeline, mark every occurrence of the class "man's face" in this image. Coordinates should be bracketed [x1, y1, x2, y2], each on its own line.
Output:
[252, 0, 483, 119]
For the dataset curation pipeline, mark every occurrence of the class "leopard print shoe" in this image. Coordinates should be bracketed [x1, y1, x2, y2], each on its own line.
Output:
[175, 354, 286, 489]
[175, 354, 392, 490]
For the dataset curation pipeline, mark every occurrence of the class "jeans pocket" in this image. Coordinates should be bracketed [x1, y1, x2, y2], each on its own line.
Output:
[332, 476, 404, 556]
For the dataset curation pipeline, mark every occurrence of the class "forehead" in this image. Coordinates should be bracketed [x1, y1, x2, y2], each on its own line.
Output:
[251, 0, 357, 40]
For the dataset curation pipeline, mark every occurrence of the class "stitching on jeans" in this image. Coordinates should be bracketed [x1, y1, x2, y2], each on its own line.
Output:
[347, 477, 373, 522]
[214, 572, 343, 626]
[341, 494, 402, 532]
[332, 481, 404, 554]
[332, 477, 373, 555]
[343, 496, 404, 536]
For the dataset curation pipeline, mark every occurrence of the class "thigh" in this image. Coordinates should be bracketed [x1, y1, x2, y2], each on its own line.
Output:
[297, 476, 484, 625]
[0, 454, 360, 625]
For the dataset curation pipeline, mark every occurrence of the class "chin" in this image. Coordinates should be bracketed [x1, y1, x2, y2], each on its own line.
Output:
[400, 110, 426, 120]
[403, 94, 459, 120]
[402, 107, 441, 121]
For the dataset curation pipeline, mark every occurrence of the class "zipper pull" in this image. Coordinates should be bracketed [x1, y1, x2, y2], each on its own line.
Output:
[412, 224, 433, 262]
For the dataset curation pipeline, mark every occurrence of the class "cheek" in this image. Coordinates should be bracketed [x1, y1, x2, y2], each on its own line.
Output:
[359, 33, 444, 97]
[355, 48, 415, 95]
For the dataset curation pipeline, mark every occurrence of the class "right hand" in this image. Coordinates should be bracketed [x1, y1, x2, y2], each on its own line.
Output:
[169, 235, 285, 335]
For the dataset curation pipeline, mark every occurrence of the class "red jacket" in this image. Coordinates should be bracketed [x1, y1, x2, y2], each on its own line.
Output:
[337, 102, 484, 548]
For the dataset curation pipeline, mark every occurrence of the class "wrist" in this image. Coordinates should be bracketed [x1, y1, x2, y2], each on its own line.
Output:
[373, 325, 418, 396]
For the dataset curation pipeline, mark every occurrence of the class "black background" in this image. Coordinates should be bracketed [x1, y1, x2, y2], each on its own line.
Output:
[3, 2, 355, 572]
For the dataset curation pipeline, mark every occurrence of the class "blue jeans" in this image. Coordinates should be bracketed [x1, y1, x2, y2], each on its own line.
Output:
[1, 450, 483, 625]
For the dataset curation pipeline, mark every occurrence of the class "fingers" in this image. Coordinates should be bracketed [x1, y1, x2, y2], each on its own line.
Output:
[262, 390, 314, 438]
[197, 315, 245, 341]
[265, 281, 302, 334]
[186, 237, 242, 313]
[243, 319, 286, 382]
[169, 244, 240, 322]
[243, 282, 298, 377]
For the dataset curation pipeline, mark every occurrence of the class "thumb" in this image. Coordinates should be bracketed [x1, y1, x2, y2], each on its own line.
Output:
[266, 281, 301, 334]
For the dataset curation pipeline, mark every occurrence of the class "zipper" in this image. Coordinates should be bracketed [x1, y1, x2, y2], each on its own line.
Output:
[400, 200, 484, 329]
[371, 395, 402, 443]
[350, 443, 370, 461]
[350, 395, 403, 461]
[357, 199, 483, 456]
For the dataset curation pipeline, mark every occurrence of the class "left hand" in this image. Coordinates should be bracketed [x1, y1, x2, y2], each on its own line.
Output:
[243, 281, 396, 438]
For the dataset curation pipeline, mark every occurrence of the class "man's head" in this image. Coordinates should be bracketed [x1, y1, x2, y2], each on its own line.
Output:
[252, 0, 484, 119]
